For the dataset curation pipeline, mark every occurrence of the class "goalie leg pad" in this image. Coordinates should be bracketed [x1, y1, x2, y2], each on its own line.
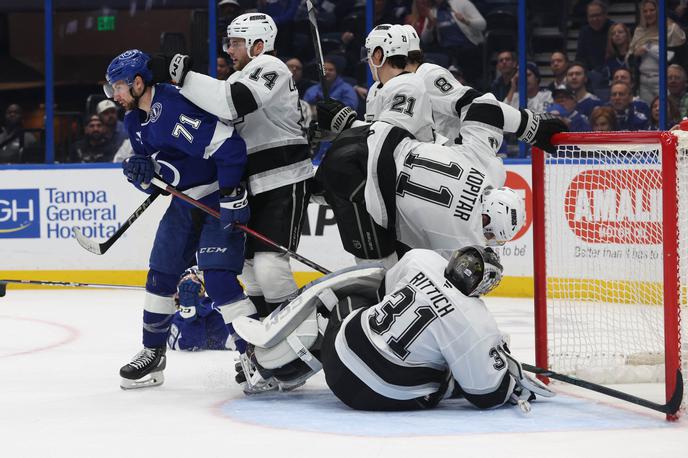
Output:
[253, 308, 321, 370]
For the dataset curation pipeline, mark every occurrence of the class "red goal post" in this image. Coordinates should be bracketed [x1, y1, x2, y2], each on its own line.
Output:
[532, 130, 687, 419]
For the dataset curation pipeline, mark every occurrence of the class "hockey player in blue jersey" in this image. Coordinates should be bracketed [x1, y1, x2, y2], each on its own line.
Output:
[167, 267, 231, 352]
[104, 49, 257, 389]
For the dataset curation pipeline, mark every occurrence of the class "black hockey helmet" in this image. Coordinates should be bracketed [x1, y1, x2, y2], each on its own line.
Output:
[445, 245, 503, 297]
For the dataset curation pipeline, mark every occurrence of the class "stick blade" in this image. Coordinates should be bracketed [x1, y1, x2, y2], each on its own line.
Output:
[74, 227, 105, 255]
[0, 282, 6, 297]
[666, 369, 684, 416]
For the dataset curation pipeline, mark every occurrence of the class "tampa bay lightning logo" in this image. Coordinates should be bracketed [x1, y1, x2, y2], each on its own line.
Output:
[120, 50, 138, 59]
[150, 102, 163, 123]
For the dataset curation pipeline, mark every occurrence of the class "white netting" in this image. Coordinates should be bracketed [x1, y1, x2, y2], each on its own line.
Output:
[544, 133, 687, 406]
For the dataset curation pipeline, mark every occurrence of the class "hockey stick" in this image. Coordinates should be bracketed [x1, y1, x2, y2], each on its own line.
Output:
[0, 279, 144, 297]
[149, 177, 332, 275]
[523, 363, 684, 416]
[74, 192, 160, 255]
[306, 0, 329, 99]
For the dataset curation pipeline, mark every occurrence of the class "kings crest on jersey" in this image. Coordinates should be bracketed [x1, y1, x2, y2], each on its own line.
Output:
[125, 83, 246, 205]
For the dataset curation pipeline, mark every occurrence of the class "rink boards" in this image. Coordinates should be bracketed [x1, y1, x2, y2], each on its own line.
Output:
[0, 163, 536, 296]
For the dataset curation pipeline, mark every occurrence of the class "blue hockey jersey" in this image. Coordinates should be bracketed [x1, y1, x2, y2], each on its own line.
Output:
[124, 84, 247, 206]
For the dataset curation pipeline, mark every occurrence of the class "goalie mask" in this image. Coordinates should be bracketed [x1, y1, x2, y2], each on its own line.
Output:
[225, 13, 277, 57]
[481, 186, 525, 246]
[445, 245, 503, 297]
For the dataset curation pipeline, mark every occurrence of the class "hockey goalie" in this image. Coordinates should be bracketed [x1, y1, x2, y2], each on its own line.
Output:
[231, 247, 554, 412]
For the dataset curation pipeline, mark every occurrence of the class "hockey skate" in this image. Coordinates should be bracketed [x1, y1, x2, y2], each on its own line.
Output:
[235, 355, 279, 395]
[119, 347, 167, 390]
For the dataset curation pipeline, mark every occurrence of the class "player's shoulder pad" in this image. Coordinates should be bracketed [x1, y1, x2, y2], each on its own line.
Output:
[417, 62, 449, 79]
[383, 72, 426, 95]
[248, 53, 289, 74]
[391, 249, 447, 278]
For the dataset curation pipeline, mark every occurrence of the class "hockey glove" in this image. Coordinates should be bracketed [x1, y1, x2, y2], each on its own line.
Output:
[176, 268, 206, 321]
[123, 155, 159, 192]
[316, 98, 357, 134]
[169, 53, 193, 86]
[220, 186, 250, 231]
[516, 109, 568, 154]
[307, 120, 338, 147]
[147, 54, 172, 84]
[498, 343, 555, 413]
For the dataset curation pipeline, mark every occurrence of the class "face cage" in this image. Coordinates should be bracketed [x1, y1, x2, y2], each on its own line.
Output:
[470, 263, 502, 296]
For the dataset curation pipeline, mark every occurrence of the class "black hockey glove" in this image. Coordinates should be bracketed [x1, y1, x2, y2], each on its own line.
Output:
[307, 120, 338, 148]
[147, 54, 173, 84]
[168, 53, 194, 86]
[316, 98, 357, 134]
[516, 109, 567, 154]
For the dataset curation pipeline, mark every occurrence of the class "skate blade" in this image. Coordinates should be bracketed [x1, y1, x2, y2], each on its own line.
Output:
[241, 381, 279, 395]
[120, 371, 165, 390]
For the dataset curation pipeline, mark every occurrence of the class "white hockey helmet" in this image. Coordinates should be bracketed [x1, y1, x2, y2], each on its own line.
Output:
[226, 12, 277, 55]
[364, 24, 410, 66]
[402, 24, 421, 52]
[445, 246, 503, 297]
[481, 186, 526, 246]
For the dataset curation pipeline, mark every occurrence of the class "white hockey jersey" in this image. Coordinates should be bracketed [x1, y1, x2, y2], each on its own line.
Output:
[364, 72, 435, 143]
[334, 249, 509, 401]
[363, 119, 506, 259]
[415, 62, 474, 144]
[179, 54, 313, 195]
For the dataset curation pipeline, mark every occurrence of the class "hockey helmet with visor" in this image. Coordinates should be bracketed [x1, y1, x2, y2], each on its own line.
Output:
[103, 49, 153, 98]
[224, 13, 277, 58]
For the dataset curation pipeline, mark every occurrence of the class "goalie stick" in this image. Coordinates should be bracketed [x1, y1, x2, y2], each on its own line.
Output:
[74, 192, 160, 255]
[149, 177, 332, 275]
[306, 0, 328, 99]
[0, 279, 144, 297]
[523, 363, 684, 417]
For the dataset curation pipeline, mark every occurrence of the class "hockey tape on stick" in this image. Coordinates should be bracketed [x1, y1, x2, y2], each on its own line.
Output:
[523, 363, 684, 416]
[149, 177, 332, 275]
[75, 192, 160, 255]
[306, 0, 328, 99]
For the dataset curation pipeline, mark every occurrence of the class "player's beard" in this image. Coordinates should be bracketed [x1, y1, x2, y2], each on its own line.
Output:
[121, 99, 136, 111]
[233, 54, 250, 72]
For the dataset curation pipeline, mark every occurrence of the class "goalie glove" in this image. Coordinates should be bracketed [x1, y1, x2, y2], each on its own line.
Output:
[516, 109, 567, 154]
[316, 98, 357, 134]
[168, 53, 193, 86]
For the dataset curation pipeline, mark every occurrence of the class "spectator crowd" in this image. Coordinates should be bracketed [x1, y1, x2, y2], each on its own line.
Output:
[2, 0, 687, 163]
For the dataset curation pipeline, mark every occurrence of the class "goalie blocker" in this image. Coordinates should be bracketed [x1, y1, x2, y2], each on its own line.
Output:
[233, 248, 554, 411]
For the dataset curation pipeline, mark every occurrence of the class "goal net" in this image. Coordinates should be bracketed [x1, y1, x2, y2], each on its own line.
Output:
[533, 130, 687, 417]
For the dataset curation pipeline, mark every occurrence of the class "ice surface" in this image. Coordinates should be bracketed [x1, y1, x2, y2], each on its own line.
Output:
[0, 290, 686, 457]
